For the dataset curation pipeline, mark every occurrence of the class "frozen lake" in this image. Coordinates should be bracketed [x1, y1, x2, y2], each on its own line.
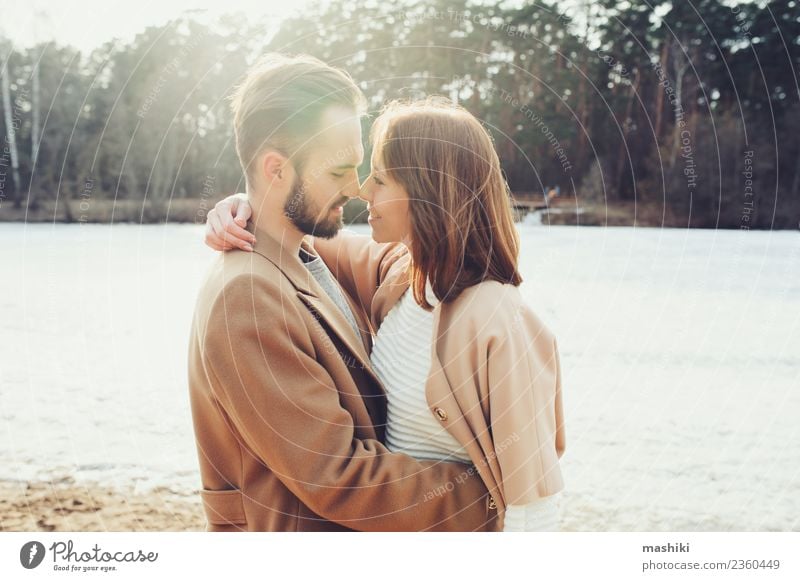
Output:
[1, 222, 798, 531]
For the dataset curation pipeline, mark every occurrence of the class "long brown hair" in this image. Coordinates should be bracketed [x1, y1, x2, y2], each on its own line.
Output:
[371, 97, 522, 309]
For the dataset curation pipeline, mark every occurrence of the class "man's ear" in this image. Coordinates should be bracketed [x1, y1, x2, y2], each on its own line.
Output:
[260, 150, 289, 185]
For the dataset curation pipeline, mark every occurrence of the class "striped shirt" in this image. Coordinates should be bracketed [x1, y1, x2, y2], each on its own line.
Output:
[371, 285, 471, 464]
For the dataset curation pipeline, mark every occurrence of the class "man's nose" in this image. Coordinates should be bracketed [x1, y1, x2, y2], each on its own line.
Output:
[358, 177, 373, 203]
[341, 172, 362, 199]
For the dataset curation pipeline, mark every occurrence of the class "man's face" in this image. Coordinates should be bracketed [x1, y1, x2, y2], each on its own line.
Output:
[283, 105, 363, 239]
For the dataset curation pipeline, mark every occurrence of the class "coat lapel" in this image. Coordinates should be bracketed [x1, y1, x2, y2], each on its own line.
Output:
[248, 224, 380, 387]
[425, 294, 504, 505]
[371, 254, 412, 330]
[295, 291, 376, 382]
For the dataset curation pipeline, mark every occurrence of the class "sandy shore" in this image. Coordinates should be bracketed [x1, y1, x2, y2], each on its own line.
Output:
[1, 478, 579, 532]
[0, 478, 205, 532]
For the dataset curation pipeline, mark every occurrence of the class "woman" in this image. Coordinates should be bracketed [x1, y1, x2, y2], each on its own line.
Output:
[206, 97, 566, 531]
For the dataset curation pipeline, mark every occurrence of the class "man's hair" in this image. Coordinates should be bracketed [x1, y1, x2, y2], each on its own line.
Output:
[230, 53, 366, 186]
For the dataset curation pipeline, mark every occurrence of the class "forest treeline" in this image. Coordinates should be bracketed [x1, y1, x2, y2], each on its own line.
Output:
[1, 0, 798, 228]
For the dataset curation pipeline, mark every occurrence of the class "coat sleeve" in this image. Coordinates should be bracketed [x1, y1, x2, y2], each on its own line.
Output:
[201, 274, 492, 531]
[312, 230, 407, 316]
[485, 292, 566, 506]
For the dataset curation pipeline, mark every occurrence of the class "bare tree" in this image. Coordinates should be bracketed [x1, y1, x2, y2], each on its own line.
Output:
[1, 49, 22, 208]
[668, 38, 692, 167]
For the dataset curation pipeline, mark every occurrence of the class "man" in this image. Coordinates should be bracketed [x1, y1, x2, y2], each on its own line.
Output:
[188, 54, 496, 531]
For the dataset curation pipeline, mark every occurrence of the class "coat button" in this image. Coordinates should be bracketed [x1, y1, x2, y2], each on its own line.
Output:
[434, 407, 448, 421]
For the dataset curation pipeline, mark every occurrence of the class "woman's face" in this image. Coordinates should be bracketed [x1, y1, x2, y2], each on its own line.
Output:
[359, 148, 412, 244]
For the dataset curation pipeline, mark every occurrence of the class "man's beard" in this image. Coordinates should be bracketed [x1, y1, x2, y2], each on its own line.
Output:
[283, 175, 345, 239]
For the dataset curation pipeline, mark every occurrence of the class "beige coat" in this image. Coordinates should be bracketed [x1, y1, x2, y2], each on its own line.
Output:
[188, 224, 498, 531]
[315, 231, 566, 522]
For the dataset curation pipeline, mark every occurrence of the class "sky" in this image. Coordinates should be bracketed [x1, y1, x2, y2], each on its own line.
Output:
[1, 0, 306, 53]
[2, 0, 753, 54]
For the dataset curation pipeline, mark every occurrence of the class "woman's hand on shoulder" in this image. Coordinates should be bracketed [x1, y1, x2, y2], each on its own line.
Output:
[204, 192, 256, 252]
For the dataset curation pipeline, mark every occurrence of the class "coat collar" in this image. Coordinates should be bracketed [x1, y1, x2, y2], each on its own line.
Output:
[371, 253, 413, 329]
[249, 222, 318, 297]
[249, 222, 378, 386]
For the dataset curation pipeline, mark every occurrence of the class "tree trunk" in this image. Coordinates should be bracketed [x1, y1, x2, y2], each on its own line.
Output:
[1, 56, 22, 208]
[30, 51, 41, 210]
[669, 40, 690, 168]
[791, 146, 800, 199]
[654, 39, 669, 141]
[615, 68, 640, 199]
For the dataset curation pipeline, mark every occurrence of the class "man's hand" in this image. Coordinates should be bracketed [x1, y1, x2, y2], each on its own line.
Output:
[205, 192, 256, 251]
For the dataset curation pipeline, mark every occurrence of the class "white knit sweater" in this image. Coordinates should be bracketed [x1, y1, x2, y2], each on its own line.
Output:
[370, 286, 562, 531]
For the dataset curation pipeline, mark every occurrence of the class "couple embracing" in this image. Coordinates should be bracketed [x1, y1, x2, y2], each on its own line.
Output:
[188, 53, 565, 532]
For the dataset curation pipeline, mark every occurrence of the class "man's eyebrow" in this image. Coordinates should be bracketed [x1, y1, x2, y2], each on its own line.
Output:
[332, 163, 358, 169]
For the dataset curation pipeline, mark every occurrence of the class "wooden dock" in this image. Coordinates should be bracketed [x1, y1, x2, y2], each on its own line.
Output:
[511, 192, 576, 212]
[512, 194, 549, 211]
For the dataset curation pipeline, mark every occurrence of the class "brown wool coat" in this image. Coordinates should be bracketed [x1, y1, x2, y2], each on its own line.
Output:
[187, 225, 499, 531]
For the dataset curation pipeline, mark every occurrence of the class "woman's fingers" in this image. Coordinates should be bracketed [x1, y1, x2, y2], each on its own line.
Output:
[217, 202, 255, 251]
[204, 209, 229, 251]
[233, 196, 253, 228]
[203, 194, 256, 253]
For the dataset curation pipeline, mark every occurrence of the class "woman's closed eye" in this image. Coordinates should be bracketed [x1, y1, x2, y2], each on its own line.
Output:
[372, 175, 385, 186]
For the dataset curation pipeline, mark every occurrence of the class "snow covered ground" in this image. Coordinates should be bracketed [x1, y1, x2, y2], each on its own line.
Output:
[1, 222, 798, 530]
